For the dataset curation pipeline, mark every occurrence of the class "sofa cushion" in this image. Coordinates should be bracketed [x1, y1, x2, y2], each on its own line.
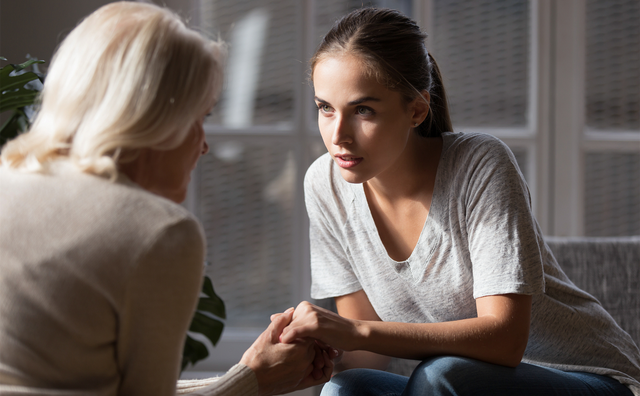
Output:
[545, 236, 640, 346]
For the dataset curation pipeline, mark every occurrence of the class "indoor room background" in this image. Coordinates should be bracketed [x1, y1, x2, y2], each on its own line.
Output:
[1, 0, 638, 382]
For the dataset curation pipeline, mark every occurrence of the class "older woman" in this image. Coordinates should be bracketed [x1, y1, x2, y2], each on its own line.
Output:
[0, 3, 331, 395]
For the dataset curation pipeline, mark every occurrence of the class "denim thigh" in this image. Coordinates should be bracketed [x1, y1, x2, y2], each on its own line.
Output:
[320, 356, 633, 396]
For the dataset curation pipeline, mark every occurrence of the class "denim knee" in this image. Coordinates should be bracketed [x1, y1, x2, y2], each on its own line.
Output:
[320, 368, 408, 396]
[404, 356, 484, 395]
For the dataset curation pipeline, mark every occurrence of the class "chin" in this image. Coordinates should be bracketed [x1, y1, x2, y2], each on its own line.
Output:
[339, 168, 370, 185]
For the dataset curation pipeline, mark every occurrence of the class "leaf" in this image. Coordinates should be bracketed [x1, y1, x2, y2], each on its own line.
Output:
[14, 59, 45, 74]
[0, 109, 28, 146]
[200, 276, 226, 318]
[181, 335, 209, 371]
[0, 59, 45, 148]
[0, 91, 39, 112]
[0, 68, 41, 95]
[181, 275, 226, 372]
[188, 311, 224, 347]
[201, 275, 215, 297]
[196, 296, 226, 319]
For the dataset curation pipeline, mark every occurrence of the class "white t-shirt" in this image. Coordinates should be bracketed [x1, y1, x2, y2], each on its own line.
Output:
[304, 132, 640, 394]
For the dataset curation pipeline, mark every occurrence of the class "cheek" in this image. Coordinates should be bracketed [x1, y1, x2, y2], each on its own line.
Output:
[318, 120, 333, 145]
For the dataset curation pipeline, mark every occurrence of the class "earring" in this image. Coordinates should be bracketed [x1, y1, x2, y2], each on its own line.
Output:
[414, 122, 419, 127]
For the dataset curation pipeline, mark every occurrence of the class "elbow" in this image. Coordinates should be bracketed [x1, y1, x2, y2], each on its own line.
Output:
[497, 336, 528, 368]
[501, 352, 524, 368]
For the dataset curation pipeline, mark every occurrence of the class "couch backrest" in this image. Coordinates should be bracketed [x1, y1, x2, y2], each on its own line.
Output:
[546, 236, 640, 347]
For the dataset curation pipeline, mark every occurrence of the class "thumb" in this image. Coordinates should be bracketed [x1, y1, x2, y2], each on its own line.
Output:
[269, 308, 294, 343]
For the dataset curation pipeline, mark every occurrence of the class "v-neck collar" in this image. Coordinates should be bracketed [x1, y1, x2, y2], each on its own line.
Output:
[348, 133, 452, 281]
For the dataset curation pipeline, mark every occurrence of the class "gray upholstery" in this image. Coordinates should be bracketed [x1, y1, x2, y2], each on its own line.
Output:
[545, 236, 640, 345]
[387, 236, 640, 376]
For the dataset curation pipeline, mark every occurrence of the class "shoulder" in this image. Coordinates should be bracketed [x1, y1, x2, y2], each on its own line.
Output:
[304, 153, 354, 206]
[3, 164, 204, 251]
[441, 132, 523, 179]
[304, 152, 334, 189]
[444, 131, 515, 160]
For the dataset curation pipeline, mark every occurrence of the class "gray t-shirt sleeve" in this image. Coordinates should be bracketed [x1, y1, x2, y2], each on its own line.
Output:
[305, 154, 362, 299]
[454, 135, 545, 298]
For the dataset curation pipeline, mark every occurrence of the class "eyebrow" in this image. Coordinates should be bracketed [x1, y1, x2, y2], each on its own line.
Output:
[314, 96, 382, 106]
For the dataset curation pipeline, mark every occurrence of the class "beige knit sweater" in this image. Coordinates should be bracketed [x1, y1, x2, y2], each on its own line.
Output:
[0, 163, 258, 396]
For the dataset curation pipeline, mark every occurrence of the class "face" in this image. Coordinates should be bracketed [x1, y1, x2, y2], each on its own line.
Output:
[131, 110, 210, 203]
[313, 54, 419, 184]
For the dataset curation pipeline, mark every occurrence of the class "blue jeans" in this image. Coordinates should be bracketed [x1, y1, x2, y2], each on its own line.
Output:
[320, 357, 633, 396]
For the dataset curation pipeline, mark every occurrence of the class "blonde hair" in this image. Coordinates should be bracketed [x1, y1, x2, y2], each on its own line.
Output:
[1, 1, 225, 179]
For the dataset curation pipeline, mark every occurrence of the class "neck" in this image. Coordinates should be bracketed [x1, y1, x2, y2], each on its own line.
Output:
[365, 135, 442, 203]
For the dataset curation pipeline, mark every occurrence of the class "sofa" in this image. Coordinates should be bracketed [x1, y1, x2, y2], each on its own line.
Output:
[384, 236, 640, 376]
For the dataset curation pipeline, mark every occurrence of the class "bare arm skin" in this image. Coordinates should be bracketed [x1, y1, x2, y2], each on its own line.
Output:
[280, 290, 532, 369]
[333, 291, 391, 372]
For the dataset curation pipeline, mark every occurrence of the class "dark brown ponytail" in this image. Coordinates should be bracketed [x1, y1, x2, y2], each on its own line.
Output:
[420, 53, 453, 137]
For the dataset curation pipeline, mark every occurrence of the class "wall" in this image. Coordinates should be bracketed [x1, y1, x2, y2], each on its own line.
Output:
[0, 0, 194, 126]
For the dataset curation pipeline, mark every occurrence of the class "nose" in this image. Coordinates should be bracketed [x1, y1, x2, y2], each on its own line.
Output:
[332, 115, 353, 146]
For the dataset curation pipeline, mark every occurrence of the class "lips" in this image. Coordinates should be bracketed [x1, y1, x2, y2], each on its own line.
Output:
[334, 154, 363, 168]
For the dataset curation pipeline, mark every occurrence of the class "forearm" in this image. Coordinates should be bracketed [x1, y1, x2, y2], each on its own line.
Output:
[283, 295, 532, 369]
[335, 351, 391, 372]
[354, 315, 527, 368]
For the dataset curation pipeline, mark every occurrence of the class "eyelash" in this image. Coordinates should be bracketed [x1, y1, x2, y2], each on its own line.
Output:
[316, 104, 375, 116]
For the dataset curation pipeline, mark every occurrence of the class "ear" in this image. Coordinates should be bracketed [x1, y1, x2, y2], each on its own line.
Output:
[410, 90, 430, 127]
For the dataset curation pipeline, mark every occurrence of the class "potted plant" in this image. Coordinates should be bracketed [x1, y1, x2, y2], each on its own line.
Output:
[0, 57, 44, 145]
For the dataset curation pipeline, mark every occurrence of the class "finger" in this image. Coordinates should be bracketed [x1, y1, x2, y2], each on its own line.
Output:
[269, 310, 293, 342]
[314, 339, 330, 349]
[322, 349, 333, 379]
[270, 307, 295, 322]
[313, 339, 341, 359]
[279, 325, 301, 344]
[312, 344, 325, 370]
[329, 348, 342, 359]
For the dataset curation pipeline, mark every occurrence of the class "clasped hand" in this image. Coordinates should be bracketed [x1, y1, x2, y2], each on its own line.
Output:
[240, 306, 340, 396]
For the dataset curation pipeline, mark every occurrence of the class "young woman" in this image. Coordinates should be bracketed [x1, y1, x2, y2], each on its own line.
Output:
[278, 7, 640, 396]
[0, 3, 332, 395]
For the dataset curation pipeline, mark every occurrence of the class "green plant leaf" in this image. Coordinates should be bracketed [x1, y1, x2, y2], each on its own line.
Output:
[189, 311, 224, 347]
[0, 91, 39, 112]
[13, 59, 45, 73]
[181, 275, 226, 372]
[0, 69, 42, 93]
[196, 296, 226, 319]
[181, 335, 210, 371]
[0, 109, 28, 147]
[199, 276, 226, 319]
[0, 59, 45, 149]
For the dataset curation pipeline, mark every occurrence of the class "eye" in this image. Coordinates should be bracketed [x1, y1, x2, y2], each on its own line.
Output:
[356, 106, 374, 115]
[317, 103, 333, 113]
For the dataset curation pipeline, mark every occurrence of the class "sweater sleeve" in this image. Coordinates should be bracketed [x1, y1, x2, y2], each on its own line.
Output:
[176, 364, 258, 396]
[116, 218, 206, 396]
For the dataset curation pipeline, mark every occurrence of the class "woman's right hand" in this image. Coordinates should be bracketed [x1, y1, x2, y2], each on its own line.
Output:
[277, 292, 392, 372]
[278, 301, 361, 351]
[240, 308, 333, 396]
